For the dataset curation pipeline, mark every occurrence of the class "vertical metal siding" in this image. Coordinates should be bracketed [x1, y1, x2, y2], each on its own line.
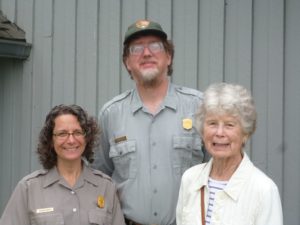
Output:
[0, 0, 299, 224]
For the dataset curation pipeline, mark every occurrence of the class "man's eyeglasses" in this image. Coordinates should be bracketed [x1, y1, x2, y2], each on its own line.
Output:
[129, 41, 164, 56]
[53, 130, 86, 140]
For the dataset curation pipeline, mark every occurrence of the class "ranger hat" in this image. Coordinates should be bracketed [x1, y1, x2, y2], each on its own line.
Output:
[124, 19, 167, 44]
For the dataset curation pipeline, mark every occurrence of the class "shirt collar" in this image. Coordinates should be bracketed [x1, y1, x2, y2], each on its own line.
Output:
[42, 166, 61, 188]
[130, 82, 177, 114]
[223, 153, 254, 201]
[191, 159, 213, 191]
[42, 162, 100, 188]
[191, 153, 254, 201]
[81, 164, 101, 186]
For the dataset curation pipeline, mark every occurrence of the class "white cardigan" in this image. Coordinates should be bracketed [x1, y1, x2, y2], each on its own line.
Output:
[176, 153, 283, 225]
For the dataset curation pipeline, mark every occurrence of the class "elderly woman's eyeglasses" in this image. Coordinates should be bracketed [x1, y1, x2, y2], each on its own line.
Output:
[53, 130, 86, 140]
[129, 41, 164, 55]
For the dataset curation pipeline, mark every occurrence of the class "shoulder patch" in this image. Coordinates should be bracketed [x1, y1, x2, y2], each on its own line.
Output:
[175, 85, 203, 98]
[100, 89, 132, 111]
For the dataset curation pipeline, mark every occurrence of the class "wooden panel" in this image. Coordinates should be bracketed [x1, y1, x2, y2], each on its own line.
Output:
[17, 0, 35, 173]
[16, 0, 34, 42]
[0, 62, 4, 213]
[76, 0, 98, 115]
[146, 0, 172, 38]
[31, 0, 54, 169]
[0, 60, 23, 211]
[52, 0, 76, 104]
[0, 0, 16, 21]
[283, 0, 300, 224]
[198, 0, 224, 90]
[264, 0, 284, 193]
[9, 61, 23, 185]
[251, 0, 284, 196]
[97, 0, 122, 112]
[224, 0, 252, 88]
[172, 0, 199, 88]
[251, 0, 269, 171]
[0, 60, 14, 214]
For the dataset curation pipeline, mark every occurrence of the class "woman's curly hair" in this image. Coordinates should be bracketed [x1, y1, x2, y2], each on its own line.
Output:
[37, 104, 100, 169]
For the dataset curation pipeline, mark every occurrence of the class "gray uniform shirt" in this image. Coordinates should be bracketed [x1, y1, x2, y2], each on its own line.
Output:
[93, 83, 207, 225]
[0, 163, 125, 225]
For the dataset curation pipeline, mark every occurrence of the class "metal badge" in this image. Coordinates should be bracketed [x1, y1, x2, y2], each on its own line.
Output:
[97, 195, 105, 208]
[182, 118, 193, 130]
[135, 20, 150, 29]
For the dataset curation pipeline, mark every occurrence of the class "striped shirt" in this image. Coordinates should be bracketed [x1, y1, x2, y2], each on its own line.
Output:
[205, 177, 228, 225]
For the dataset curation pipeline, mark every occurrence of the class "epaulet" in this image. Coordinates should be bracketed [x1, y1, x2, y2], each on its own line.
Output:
[91, 168, 112, 182]
[22, 169, 48, 181]
[175, 85, 203, 98]
[100, 89, 132, 111]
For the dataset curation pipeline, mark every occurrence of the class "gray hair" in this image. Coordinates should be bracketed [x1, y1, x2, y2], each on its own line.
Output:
[195, 83, 257, 138]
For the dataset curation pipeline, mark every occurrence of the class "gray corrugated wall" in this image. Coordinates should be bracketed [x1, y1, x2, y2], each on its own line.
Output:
[0, 0, 299, 224]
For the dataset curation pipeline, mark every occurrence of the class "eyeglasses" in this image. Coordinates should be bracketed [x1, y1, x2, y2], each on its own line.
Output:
[129, 41, 164, 56]
[53, 130, 86, 140]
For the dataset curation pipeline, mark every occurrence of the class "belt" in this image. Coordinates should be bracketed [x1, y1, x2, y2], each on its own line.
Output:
[125, 217, 159, 225]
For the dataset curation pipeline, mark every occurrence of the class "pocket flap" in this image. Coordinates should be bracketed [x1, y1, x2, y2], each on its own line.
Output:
[109, 140, 136, 158]
[88, 209, 112, 225]
[31, 212, 64, 225]
[173, 136, 202, 150]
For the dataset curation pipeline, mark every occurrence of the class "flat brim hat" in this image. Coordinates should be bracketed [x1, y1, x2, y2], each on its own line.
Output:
[124, 19, 167, 44]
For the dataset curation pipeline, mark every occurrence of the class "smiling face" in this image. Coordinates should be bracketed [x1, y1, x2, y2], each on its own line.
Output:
[202, 113, 248, 161]
[52, 114, 86, 165]
[125, 35, 171, 86]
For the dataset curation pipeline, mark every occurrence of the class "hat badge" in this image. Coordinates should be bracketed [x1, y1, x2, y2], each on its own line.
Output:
[135, 20, 150, 29]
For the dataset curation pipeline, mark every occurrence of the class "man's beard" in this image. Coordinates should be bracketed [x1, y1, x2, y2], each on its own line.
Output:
[140, 68, 160, 87]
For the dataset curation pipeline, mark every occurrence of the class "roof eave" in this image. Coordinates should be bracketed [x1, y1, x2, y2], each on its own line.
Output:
[0, 39, 31, 59]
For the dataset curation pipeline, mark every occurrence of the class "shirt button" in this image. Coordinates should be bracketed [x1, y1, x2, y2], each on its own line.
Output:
[153, 165, 157, 169]
[73, 208, 77, 212]
[154, 212, 158, 216]
[152, 142, 156, 146]
[70, 191, 75, 194]
[153, 189, 157, 194]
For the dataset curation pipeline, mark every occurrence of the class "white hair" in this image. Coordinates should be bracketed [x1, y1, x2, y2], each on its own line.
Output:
[196, 83, 257, 138]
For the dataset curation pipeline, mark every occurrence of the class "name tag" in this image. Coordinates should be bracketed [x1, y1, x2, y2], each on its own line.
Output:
[36, 207, 54, 213]
[114, 136, 127, 143]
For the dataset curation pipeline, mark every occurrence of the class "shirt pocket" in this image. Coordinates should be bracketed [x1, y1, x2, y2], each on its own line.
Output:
[30, 212, 64, 225]
[109, 140, 137, 180]
[172, 135, 203, 178]
[89, 208, 112, 225]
